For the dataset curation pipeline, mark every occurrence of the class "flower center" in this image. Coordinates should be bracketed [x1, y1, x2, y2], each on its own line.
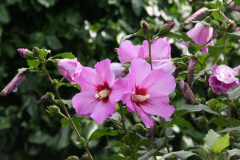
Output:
[95, 89, 110, 100]
[131, 94, 150, 103]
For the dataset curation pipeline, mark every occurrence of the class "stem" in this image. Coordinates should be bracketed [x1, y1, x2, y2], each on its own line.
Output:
[42, 63, 93, 160]
[227, 94, 236, 160]
[160, 117, 170, 153]
[223, 34, 227, 63]
[218, 11, 232, 23]
[217, 111, 228, 123]
[119, 101, 127, 135]
[202, 111, 209, 131]
[148, 33, 153, 70]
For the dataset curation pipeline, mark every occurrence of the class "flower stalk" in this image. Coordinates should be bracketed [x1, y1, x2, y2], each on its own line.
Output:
[41, 62, 93, 160]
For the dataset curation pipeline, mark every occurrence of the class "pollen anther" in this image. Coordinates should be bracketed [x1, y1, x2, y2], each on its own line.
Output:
[95, 89, 110, 100]
[131, 94, 150, 102]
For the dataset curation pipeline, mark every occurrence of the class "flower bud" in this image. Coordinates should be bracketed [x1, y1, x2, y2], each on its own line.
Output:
[1, 72, 26, 96]
[183, 8, 208, 27]
[210, 20, 220, 30]
[33, 47, 40, 57]
[188, 58, 198, 87]
[206, 98, 220, 111]
[132, 123, 147, 133]
[229, 2, 240, 12]
[179, 79, 199, 104]
[110, 63, 127, 78]
[17, 48, 29, 57]
[198, 146, 211, 159]
[140, 20, 156, 34]
[228, 23, 234, 30]
[195, 116, 206, 126]
[158, 22, 175, 35]
[119, 146, 132, 157]
[114, 48, 118, 52]
[142, 22, 148, 32]
[203, 16, 212, 23]
[195, 118, 199, 123]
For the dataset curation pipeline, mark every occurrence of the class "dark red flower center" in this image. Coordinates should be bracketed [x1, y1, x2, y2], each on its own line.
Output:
[131, 87, 149, 107]
[95, 82, 111, 103]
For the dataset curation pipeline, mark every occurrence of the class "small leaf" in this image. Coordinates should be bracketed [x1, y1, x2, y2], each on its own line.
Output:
[176, 104, 218, 115]
[46, 35, 63, 50]
[52, 52, 75, 59]
[138, 149, 158, 160]
[203, 129, 221, 147]
[29, 131, 48, 144]
[0, 5, 10, 24]
[88, 128, 125, 142]
[218, 126, 240, 133]
[181, 33, 196, 45]
[167, 117, 194, 129]
[208, 46, 222, 64]
[210, 118, 228, 127]
[56, 83, 81, 90]
[213, 133, 230, 154]
[228, 149, 240, 157]
[212, 12, 222, 21]
[0, 117, 11, 130]
[27, 59, 40, 68]
[161, 151, 198, 159]
[229, 86, 240, 101]
[66, 156, 79, 160]
[193, 67, 211, 82]
[56, 99, 72, 108]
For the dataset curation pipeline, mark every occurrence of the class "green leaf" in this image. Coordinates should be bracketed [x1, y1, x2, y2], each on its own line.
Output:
[181, 33, 196, 45]
[154, 138, 165, 149]
[138, 149, 158, 160]
[0, 5, 10, 24]
[197, 53, 212, 64]
[105, 155, 133, 160]
[203, 129, 221, 147]
[129, 132, 152, 148]
[161, 151, 198, 159]
[218, 126, 240, 133]
[120, 29, 147, 43]
[46, 105, 62, 117]
[60, 114, 83, 133]
[46, 35, 63, 50]
[56, 99, 72, 108]
[88, 128, 125, 142]
[193, 67, 211, 82]
[167, 117, 194, 129]
[210, 118, 228, 127]
[213, 133, 230, 154]
[0, 117, 11, 130]
[208, 46, 222, 64]
[212, 12, 222, 21]
[60, 118, 69, 127]
[56, 83, 80, 90]
[176, 104, 218, 115]
[228, 149, 240, 157]
[27, 59, 40, 68]
[131, 0, 142, 16]
[29, 131, 48, 144]
[52, 52, 75, 59]
[229, 86, 240, 101]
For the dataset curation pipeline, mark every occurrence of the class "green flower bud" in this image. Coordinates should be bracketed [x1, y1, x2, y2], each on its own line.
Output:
[206, 98, 220, 111]
[210, 20, 220, 30]
[119, 145, 132, 157]
[33, 47, 40, 57]
[198, 146, 211, 158]
[132, 123, 147, 133]
[140, 20, 156, 34]
[158, 22, 175, 36]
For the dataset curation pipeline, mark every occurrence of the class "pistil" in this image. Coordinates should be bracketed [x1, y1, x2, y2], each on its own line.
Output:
[95, 89, 110, 100]
[131, 94, 150, 103]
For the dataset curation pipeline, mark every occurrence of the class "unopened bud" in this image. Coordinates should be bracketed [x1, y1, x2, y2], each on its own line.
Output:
[119, 146, 132, 157]
[195, 118, 199, 123]
[198, 146, 211, 158]
[132, 123, 147, 133]
[228, 23, 234, 30]
[188, 58, 198, 87]
[33, 47, 40, 57]
[110, 63, 127, 78]
[34, 93, 51, 105]
[183, 8, 208, 27]
[17, 48, 29, 57]
[114, 48, 119, 52]
[206, 98, 220, 111]
[229, 2, 240, 12]
[158, 22, 175, 35]
[210, 20, 220, 30]
[226, 152, 229, 158]
[195, 116, 206, 126]
[178, 79, 199, 104]
[140, 20, 156, 34]
[142, 22, 148, 31]
[1, 72, 26, 96]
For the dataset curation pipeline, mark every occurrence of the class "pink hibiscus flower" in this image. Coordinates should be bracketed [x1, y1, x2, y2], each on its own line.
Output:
[72, 59, 128, 123]
[117, 38, 175, 73]
[122, 59, 176, 128]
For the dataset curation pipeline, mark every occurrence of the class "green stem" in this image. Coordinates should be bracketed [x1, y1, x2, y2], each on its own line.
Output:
[218, 11, 232, 23]
[160, 117, 170, 153]
[119, 101, 127, 135]
[148, 33, 153, 70]
[217, 111, 228, 123]
[41, 63, 93, 160]
[202, 111, 209, 131]
[223, 34, 227, 63]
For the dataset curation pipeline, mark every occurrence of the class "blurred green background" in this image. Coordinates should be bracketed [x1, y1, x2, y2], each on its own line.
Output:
[1, 0, 240, 160]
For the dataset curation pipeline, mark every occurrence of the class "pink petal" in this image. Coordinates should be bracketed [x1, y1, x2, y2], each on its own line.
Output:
[186, 23, 205, 44]
[72, 91, 98, 116]
[135, 106, 155, 128]
[140, 97, 175, 120]
[95, 59, 115, 88]
[138, 69, 176, 96]
[109, 78, 128, 105]
[76, 67, 103, 92]
[127, 59, 151, 88]
[122, 92, 136, 113]
[151, 38, 170, 60]
[118, 40, 141, 63]
[90, 101, 116, 123]
[152, 59, 176, 73]
[198, 25, 213, 45]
